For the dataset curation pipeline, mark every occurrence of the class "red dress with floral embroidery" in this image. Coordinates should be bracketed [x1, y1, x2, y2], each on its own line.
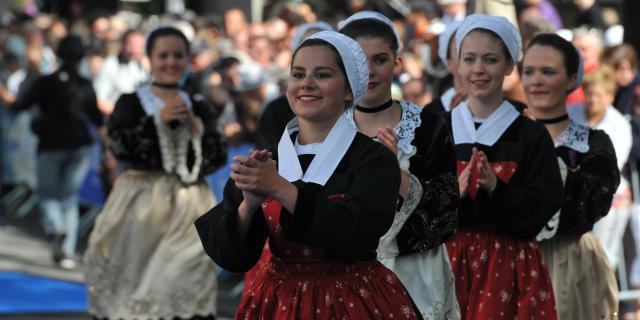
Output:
[195, 133, 422, 320]
[237, 198, 419, 320]
[444, 112, 564, 320]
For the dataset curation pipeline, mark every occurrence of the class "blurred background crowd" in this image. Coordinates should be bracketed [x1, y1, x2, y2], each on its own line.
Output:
[2, 0, 640, 318]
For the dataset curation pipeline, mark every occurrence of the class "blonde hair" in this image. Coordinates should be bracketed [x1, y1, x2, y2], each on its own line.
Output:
[582, 64, 616, 95]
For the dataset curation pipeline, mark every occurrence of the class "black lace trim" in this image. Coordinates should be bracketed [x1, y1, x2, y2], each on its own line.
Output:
[397, 172, 459, 254]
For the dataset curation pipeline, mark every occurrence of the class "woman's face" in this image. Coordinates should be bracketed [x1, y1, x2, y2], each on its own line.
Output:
[522, 45, 575, 112]
[149, 35, 188, 84]
[615, 59, 636, 87]
[458, 31, 514, 101]
[584, 84, 613, 117]
[356, 37, 401, 106]
[286, 45, 353, 124]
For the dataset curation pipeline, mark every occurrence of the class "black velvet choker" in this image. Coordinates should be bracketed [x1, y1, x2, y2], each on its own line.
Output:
[355, 99, 394, 113]
[152, 82, 180, 89]
[536, 113, 569, 124]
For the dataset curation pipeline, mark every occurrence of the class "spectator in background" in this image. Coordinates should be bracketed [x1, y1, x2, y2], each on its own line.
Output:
[8, 35, 105, 269]
[224, 8, 248, 42]
[603, 44, 640, 117]
[520, 18, 556, 49]
[521, 0, 563, 30]
[93, 29, 148, 116]
[401, 77, 433, 106]
[438, 0, 466, 25]
[574, 0, 606, 30]
[568, 27, 604, 105]
[231, 63, 277, 145]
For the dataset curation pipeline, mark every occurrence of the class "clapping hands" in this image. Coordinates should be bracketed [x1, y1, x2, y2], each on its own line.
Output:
[458, 147, 497, 198]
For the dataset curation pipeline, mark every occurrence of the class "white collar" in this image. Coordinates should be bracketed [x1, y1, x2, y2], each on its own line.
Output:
[277, 113, 357, 186]
[294, 135, 322, 155]
[452, 100, 520, 146]
[440, 87, 456, 112]
[136, 84, 192, 116]
[554, 119, 590, 153]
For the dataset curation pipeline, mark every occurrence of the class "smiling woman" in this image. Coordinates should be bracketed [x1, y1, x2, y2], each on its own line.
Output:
[523, 32, 620, 320]
[339, 11, 460, 320]
[83, 26, 227, 320]
[443, 14, 564, 320]
[195, 31, 422, 320]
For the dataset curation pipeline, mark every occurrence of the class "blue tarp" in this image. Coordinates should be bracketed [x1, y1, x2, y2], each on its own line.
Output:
[0, 272, 87, 313]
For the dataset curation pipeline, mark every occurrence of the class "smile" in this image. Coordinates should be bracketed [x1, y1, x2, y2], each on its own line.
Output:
[298, 95, 321, 101]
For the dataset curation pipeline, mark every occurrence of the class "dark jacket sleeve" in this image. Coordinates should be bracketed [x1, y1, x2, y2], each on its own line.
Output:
[474, 120, 564, 238]
[107, 94, 162, 167]
[559, 130, 620, 234]
[397, 111, 459, 254]
[278, 142, 401, 261]
[11, 76, 42, 113]
[192, 97, 227, 175]
[194, 178, 268, 272]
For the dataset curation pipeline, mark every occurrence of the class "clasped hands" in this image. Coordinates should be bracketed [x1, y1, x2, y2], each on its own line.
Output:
[159, 96, 202, 135]
[230, 149, 280, 210]
[458, 147, 497, 198]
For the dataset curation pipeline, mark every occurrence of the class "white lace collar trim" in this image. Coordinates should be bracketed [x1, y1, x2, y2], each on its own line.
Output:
[452, 100, 519, 146]
[554, 119, 590, 153]
[277, 113, 357, 186]
[136, 84, 192, 116]
[344, 100, 423, 155]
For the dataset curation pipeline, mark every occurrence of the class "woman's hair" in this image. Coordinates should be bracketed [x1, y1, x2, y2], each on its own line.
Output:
[582, 64, 616, 95]
[602, 43, 638, 72]
[462, 29, 511, 62]
[292, 38, 348, 81]
[527, 33, 580, 77]
[145, 26, 190, 56]
[56, 35, 85, 66]
[339, 18, 399, 54]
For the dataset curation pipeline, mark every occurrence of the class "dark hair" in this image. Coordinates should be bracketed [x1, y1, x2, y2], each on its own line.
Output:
[339, 18, 399, 54]
[56, 35, 85, 66]
[526, 33, 580, 77]
[462, 29, 512, 62]
[291, 38, 348, 81]
[603, 43, 638, 72]
[214, 56, 240, 72]
[145, 26, 190, 56]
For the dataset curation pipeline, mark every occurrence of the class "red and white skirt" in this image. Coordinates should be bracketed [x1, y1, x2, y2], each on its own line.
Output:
[446, 229, 557, 320]
[236, 257, 421, 320]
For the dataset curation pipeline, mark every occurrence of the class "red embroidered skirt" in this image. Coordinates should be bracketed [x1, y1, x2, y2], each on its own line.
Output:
[446, 229, 558, 320]
[236, 257, 420, 320]
[242, 242, 272, 300]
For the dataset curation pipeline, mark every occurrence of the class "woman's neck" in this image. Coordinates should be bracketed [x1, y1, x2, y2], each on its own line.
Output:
[467, 93, 504, 119]
[150, 84, 179, 99]
[354, 101, 402, 137]
[297, 113, 341, 145]
[531, 105, 570, 140]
